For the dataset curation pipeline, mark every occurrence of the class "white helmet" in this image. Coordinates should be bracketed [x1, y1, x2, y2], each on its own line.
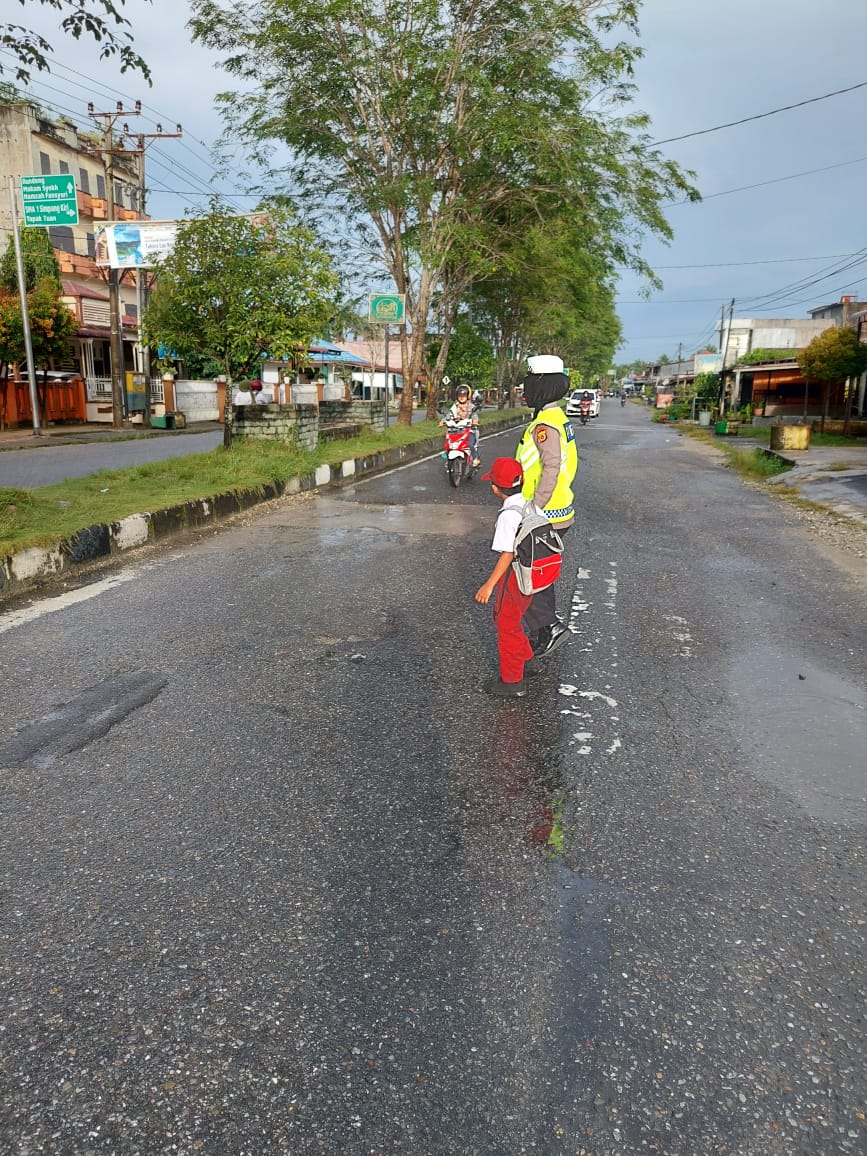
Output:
[527, 354, 564, 375]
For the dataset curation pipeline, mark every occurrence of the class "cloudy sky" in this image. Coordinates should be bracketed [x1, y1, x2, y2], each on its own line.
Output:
[9, 1, 867, 367]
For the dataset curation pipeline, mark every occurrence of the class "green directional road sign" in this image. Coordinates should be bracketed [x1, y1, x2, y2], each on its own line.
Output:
[20, 174, 79, 227]
[368, 293, 406, 325]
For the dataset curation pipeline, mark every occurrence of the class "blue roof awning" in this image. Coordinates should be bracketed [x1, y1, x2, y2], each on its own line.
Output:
[308, 338, 369, 366]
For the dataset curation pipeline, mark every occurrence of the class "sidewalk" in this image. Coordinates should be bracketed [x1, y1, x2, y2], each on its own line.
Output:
[0, 421, 222, 451]
[763, 442, 867, 526]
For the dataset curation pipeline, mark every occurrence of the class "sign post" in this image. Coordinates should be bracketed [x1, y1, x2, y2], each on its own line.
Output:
[9, 178, 44, 435]
[369, 294, 406, 427]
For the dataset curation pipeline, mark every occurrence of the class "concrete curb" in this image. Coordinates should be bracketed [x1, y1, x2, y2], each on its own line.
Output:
[1, 417, 524, 603]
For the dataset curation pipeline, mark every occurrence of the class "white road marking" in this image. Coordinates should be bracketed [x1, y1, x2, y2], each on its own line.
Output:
[664, 613, 695, 657]
[0, 570, 139, 634]
[558, 685, 619, 709]
[559, 554, 624, 761]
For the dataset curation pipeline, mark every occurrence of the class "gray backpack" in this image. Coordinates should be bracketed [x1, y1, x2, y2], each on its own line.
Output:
[512, 502, 564, 594]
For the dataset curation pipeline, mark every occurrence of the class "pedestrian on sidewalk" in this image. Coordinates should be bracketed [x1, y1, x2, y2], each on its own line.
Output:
[516, 354, 577, 660]
[474, 457, 534, 698]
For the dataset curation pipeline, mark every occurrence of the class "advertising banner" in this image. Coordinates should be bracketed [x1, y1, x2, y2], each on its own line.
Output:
[694, 352, 722, 375]
[94, 221, 179, 268]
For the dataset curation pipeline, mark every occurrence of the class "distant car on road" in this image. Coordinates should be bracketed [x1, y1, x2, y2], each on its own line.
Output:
[566, 388, 601, 419]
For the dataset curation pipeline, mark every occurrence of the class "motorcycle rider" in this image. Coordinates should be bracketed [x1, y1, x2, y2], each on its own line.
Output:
[440, 384, 481, 467]
[516, 355, 578, 659]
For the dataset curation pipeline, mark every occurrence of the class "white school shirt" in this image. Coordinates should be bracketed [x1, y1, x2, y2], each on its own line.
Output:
[491, 493, 526, 554]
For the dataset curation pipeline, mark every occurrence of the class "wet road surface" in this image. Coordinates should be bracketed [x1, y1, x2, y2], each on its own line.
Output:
[0, 404, 865, 1153]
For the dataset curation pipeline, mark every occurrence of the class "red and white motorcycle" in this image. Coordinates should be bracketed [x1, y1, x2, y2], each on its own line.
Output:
[439, 412, 478, 487]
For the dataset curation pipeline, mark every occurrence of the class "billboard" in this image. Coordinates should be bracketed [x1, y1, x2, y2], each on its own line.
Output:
[694, 352, 722, 375]
[94, 221, 179, 268]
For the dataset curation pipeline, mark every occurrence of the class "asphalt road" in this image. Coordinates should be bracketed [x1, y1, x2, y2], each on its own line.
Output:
[1, 404, 864, 1154]
[0, 430, 225, 488]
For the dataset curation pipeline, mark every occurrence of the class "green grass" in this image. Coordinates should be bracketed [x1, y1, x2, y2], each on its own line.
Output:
[678, 421, 863, 451]
[724, 446, 792, 480]
[0, 408, 524, 557]
[809, 432, 863, 447]
[735, 425, 771, 442]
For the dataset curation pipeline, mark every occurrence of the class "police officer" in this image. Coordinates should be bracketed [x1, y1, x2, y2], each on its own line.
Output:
[516, 355, 577, 659]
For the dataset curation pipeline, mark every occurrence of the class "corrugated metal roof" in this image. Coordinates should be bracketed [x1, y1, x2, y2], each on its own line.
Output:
[62, 278, 109, 301]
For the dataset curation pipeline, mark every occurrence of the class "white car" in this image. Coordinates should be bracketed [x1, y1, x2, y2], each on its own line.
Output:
[566, 389, 600, 419]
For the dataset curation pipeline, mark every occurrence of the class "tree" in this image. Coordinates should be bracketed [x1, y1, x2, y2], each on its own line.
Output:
[1, 0, 150, 83]
[798, 326, 867, 432]
[0, 232, 73, 426]
[142, 203, 340, 445]
[0, 226, 63, 294]
[467, 219, 622, 406]
[189, 0, 698, 426]
[428, 316, 496, 399]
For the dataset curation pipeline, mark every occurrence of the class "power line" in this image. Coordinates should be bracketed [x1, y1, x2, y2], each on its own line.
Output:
[747, 280, 867, 313]
[739, 248, 867, 309]
[652, 253, 854, 270]
[664, 155, 867, 207]
[618, 297, 740, 304]
[1, 49, 251, 212]
[650, 79, 867, 146]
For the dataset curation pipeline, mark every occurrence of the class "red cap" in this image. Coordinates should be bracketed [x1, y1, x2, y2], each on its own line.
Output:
[481, 457, 523, 488]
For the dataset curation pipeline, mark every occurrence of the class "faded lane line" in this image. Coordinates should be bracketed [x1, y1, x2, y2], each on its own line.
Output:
[560, 557, 622, 758]
[664, 613, 696, 658]
[0, 570, 140, 634]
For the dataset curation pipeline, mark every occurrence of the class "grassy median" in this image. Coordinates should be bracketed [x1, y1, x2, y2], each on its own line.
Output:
[0, 409, 523, 558]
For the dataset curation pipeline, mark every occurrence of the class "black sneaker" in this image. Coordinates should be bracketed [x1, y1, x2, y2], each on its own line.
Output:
[534, 620, 572, 658]
[482, 677, 527, 698]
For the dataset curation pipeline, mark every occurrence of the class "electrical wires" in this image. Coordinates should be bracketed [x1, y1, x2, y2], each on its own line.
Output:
[650, 80, 867, 146]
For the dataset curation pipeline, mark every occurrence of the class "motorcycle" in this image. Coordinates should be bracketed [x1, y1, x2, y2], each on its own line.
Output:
[620, 394, 627, 407]
[439, 412, 479, 487]
[577, 399, 592, 426]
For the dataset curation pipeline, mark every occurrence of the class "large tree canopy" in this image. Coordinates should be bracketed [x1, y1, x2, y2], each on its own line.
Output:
[190, 0, 698, 423]
[798, 325, 867, 384]
[142, 203, 340, 443]
[1, 0, 150, 83]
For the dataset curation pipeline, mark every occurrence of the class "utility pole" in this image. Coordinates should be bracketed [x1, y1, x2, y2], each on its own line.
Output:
[88, 103, 181, 429]
[120, 123, 182, 428]
[676, 341, 682, 393]
[89, 101, 136, 428]
[719, 298, 735, 414]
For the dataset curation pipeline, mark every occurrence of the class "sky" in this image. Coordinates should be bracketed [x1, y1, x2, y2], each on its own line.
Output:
[7, 0, 867, 368]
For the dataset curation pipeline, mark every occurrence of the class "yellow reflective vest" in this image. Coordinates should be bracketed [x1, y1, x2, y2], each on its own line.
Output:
[517, 407, 578, 525]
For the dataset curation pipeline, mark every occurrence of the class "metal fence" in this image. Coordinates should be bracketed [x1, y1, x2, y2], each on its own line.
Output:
[85, 377, 164, 402]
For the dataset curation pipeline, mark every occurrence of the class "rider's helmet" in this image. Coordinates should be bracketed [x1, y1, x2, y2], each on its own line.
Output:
[456, 385, 470, 401]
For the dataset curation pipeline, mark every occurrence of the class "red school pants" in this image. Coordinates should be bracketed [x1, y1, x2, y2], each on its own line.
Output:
[493, 570, 534, 683]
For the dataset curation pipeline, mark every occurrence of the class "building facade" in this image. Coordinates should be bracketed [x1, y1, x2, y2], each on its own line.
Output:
[0, 98, 149, 418]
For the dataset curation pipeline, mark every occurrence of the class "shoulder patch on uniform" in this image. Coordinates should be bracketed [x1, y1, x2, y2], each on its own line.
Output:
[535, 426, 548, 443]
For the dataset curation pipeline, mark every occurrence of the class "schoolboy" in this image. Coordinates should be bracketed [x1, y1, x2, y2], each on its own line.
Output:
[474, 457, 535, 697]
